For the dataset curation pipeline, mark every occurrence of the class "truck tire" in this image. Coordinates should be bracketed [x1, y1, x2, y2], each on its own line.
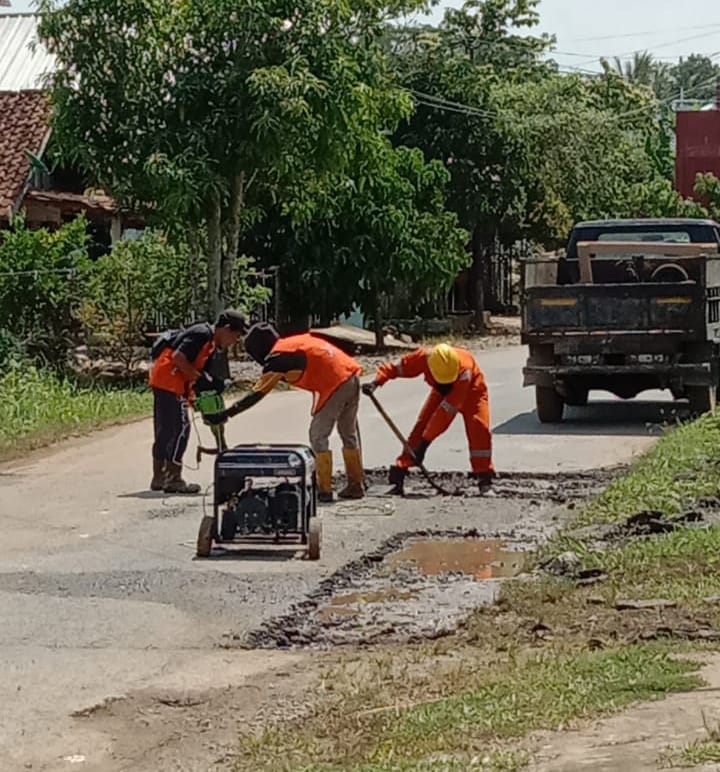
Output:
[536, 386, 564, 423]
[687, 386, 716, 417]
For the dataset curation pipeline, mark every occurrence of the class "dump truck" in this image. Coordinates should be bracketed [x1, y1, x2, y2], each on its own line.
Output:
[521, 218, 720, 422]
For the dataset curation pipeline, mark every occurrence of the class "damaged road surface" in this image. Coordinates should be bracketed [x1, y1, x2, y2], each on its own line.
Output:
[0, 345, 674, 771]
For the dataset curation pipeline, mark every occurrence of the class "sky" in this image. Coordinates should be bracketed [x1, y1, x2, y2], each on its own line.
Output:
[3, 0, 720, 73]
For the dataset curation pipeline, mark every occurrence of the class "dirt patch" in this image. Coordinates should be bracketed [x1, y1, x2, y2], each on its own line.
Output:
[361, 468, 622, 503]
[240, 532, 533, 650]
[464, 578, 720, 653]
[71, 653, 319, 772]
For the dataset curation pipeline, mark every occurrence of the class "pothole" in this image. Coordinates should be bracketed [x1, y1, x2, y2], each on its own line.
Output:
[388, 538, 526, 579]
[360, 468, 622, 502]
[239, 534, 530, 650]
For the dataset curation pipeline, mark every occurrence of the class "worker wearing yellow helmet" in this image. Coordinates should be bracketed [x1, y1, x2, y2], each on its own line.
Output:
[364, 343, 494, 495]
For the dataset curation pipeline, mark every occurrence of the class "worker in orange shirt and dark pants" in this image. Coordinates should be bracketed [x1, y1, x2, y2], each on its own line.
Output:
[207, 323, 365, 502]
[364, 343, 494, 495]
[148, 310, 247, 494]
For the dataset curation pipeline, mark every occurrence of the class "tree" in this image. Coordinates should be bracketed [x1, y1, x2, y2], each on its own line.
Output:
[39, 0, 424, 317]
[243, 141, 469, 345]
[671, 54, 720, 105]
[387, 0, 554, 320]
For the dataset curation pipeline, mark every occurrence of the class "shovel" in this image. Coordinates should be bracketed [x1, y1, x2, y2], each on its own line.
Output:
[366, 391, 458, 497]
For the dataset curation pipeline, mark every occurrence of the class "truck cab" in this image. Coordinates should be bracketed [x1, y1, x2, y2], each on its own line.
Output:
[521, 218, 720, 422]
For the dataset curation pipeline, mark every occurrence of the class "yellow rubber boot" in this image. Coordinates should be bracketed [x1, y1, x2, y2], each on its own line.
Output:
[315, 451, 334, 503]
[339, 447, 365, 499]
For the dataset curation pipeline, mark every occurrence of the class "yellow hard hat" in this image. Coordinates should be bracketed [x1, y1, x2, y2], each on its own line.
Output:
[428, 343, 460, 384]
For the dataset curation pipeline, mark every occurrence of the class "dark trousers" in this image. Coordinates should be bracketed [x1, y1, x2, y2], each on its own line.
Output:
[152, 387, 190, 464]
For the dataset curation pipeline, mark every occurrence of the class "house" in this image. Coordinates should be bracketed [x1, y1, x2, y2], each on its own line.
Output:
[0, 13, 141, 240]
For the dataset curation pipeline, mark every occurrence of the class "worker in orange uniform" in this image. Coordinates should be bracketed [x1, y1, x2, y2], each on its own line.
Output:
[149, 310, 248, 494]
[206, 322, 365, 502]
[363, 343, 495, 495]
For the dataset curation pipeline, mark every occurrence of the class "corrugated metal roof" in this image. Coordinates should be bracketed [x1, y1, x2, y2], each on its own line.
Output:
[0, 13, 56, 91]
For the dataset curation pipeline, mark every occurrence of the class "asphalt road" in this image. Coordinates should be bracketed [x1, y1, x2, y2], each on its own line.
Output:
[0, 344, 678, 770]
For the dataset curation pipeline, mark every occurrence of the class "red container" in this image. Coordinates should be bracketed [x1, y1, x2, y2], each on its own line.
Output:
[675, 111, 720, 200]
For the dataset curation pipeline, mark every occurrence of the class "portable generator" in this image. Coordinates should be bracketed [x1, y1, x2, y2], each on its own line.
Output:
[196, 444, 321, 560]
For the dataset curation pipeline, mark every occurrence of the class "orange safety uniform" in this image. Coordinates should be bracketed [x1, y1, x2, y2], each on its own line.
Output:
[375, 347, 494, 474]
[149, 339, 215, 397]
[251, 333, 362, 414]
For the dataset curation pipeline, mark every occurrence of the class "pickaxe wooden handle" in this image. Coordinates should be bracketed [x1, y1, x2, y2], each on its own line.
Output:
[367, 390, 454, 496]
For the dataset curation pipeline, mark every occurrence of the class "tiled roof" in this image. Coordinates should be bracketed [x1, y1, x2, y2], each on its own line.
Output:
[0, 89, 51, 215]
[25, 189, 118, 213]
[0, 14, 56, 91]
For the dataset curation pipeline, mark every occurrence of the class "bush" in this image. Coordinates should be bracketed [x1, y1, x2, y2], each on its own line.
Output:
[0, 217, 91, 366]
[77, 231, 196, 366]
[78, 230, 271, 366]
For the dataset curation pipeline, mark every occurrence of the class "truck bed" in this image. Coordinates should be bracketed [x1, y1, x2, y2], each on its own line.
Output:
[523, 282, 710, 338]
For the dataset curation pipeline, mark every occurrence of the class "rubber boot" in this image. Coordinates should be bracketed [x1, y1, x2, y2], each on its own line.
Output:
[150, 459, 167, 492]
[163, 462, 201, 495]
[470, 470, 495, 493]
[338, 447, 365, 499]
[386, 465, 407, 496]
[316, 451, 334, 503]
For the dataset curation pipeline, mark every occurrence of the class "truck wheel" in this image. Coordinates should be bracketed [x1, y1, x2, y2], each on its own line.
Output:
[687, 386, 716, 417]
[536, 386, 564, 423]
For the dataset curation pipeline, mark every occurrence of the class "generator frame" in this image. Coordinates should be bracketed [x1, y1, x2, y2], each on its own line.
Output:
[196, 443, 321, 560]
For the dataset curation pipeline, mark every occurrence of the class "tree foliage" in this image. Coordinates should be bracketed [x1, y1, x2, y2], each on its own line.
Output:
[245, 140, 469, 341]
[39, 0, 425, 316]
[604, 51, 720, 106]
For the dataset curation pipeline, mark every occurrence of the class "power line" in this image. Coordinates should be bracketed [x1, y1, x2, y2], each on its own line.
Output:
[569, 29, 720, 70]
[564, 23, 720, 44]
[409, 56, 720, 128]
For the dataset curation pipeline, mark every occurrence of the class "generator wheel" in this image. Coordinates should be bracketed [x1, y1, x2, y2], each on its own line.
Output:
[196, 516, 214, 558]
[307, 518, 321, 561]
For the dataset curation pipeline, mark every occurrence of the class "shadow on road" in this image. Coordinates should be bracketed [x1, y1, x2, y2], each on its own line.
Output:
[493, 399, 686, 437]
[117, 490, 170, 500]
[196, 547, 302, 562]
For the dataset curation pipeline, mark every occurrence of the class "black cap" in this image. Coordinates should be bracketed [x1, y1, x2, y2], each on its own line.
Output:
[217, 309, 249, 333]
[244, 322, 279, 365]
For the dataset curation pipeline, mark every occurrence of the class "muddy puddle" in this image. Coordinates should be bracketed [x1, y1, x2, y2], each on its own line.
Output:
[389, 538, 526, 579]
[243, 536, 529, 649]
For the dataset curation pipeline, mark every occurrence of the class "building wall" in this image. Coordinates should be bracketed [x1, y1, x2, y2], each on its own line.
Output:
[675, 111, 720, 199]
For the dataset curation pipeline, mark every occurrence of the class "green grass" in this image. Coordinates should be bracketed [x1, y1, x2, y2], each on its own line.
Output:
[680, 738, 720, 766]
[236, 645, 701, 772]
[660, 717, 720, 768]
[0, 363, 151, 459]
[235, 414, 720, 772]
[580, 524, 720, 604]
[577, 414, 720, 526]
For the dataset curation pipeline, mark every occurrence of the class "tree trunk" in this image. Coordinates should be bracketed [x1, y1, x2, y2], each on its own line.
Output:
[187, 228, 202, 321]
[207, 194, 223, 319]
[373, 294, 384, 350]
[220, 173, 245, 309]
[468, 225, 486, 331]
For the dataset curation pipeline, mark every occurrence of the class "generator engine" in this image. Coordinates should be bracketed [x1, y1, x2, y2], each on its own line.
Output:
[213, 445, 317, 543]
[220, 483, 305, 541]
